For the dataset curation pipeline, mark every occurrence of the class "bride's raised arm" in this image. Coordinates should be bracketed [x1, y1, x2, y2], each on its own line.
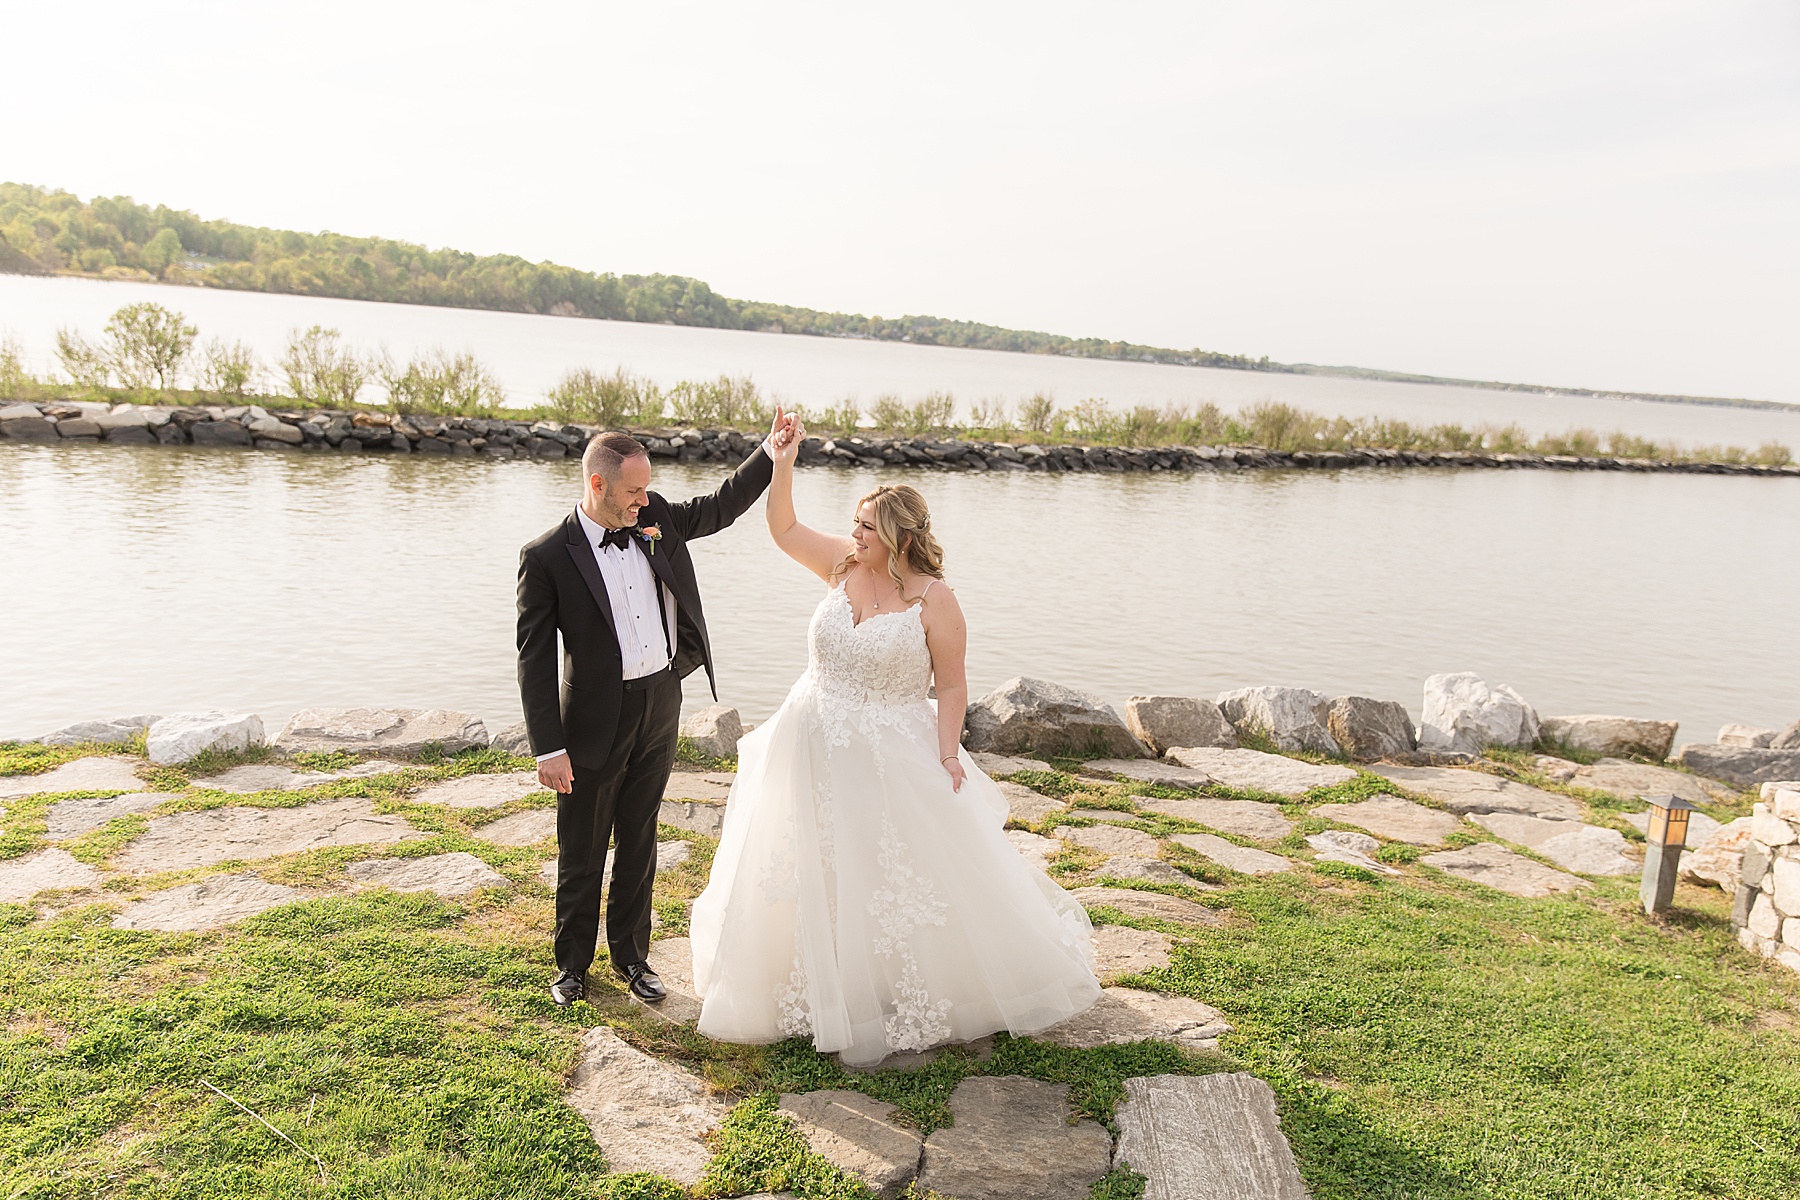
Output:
[765, 414, 855, 582]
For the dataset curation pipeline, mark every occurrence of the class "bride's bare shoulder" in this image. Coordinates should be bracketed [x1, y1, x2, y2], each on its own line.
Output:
[918, 576, 960, 613]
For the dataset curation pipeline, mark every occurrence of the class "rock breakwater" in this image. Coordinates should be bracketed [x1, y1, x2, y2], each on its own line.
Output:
[5, 399, 1797, 477]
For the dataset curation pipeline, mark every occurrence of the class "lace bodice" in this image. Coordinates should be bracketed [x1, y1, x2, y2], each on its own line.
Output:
[804, 582, 934, 710]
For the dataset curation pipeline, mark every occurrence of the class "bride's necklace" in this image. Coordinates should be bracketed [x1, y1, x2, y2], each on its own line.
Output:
[868, 575, 901, 610]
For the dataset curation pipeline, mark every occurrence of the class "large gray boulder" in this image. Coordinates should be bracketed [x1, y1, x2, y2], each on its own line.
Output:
[1540, 715, 1677, 760]
[1113, 1073, 1309, 1200]
[1672, 744, 1800, 788]
[1417, 672, 1539, 754]
[1124, 696, 1236, 755]
[1774, 719, 1800, 751]
[275, 707, 488, 757]
[963, 677, 1144, 758]
[680, 704, 743, 759]
[1325, 696, 1417, 759]
[489, 720, 532, 755]
[1719, 724, 1778, 748]
[39, 714, 159, 747]
[146, 711, 265, 765]
[1215, 686, 1339, 755]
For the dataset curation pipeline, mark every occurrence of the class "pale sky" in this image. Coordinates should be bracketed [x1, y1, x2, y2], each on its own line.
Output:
[5, 0, 1798, 401]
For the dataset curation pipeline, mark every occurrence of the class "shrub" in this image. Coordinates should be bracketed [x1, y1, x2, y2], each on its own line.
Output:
[381, 348, 506, 414]
[197, 338, 261, 400]
[281, 325, 370, 407]
[1017, 391, 1056, 433]
[668, 374, 767, 428]
[103, 302, 196, 391]
[545, 366, 658, 426]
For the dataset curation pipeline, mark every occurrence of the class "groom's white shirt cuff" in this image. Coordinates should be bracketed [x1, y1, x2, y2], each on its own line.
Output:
[536, 749, 565, 762]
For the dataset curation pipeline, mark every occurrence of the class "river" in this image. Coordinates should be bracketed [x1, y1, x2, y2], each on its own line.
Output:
[2, 439, 1794, 747]
[6, 274, 1800, 453]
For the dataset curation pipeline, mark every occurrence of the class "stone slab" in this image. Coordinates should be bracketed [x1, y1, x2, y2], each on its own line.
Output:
[45, 791, 174, 839]
[1101, 856, 1202, 886]
[476, 808, 558, 846]
[663, 771, 735, 801]
[410, 771, 546, 809]
[39, 715, 158, 747]
[1172, 832, 1291, 875]
[113, 873, 300, 931]
[1165, 747, 1356, 797]
[1079, 759, 1212, 789]
[1470, 813, 1637, 876]
[1368, 764, 1584, 820]
[999, 779, 1065, 824]
[1057, 823, 1160, 858]
[778, 1090, 923, 1200]
[1134, 795, 1295, 840]
[1569, 758, 1734, 806]
[198, 760, 409, 793]
[1420, 842, 1587, 898]
[917, 1076, 1113, 1200]
[345, 851, 507, 897]
[1066, 808, 1141, 823]
[1310, 795, 1459, 845]
[274, 707, 488, 757]
[146, 711, 264, 765]
[1069, 886, 1224, 926]
[1306, 831, 1399, 875]
[115, 797, 425, 873]
[564, 1025, 729, 1184]
[1113, 1073, 1308, 1200]
[1008, 829, 1060, 871]
[1036, 986, 1233, 1051]
[1092, 924, 1174, 978]
[0, 756, 146, 799]
[659, 799, 725, 837]
[0, 848, 101, 901]
[631, 935, 702, 1023]
[970, 752, 1054, 777]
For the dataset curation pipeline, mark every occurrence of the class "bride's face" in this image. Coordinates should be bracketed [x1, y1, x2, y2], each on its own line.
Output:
[850, 503, 886, 567]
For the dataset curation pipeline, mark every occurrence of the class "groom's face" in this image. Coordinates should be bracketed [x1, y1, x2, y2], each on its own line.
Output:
[591, 453, 653, 527]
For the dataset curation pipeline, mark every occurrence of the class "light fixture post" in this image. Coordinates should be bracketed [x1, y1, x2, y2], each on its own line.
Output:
[1639, 793, 1697, 915]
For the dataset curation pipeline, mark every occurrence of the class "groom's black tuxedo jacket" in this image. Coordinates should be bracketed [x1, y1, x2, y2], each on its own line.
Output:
[515, 448, 774, 768]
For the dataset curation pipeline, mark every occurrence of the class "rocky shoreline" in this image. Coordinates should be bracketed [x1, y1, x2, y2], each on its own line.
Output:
[4, 398, 1797, 477]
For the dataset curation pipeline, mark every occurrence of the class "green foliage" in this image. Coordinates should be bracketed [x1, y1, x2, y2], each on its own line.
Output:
[1088, 1165, 1149, 1200]
[546, 366, 662, 427]
[668, 374, 769, 429]
[103, 302, 197, 391]
[280, 324, 369, 406]
[197, 336, 260, 399]
[381, 347, 507, 414]
[693, 1093, 873, 1199]
[1007, 768, 1081, 797]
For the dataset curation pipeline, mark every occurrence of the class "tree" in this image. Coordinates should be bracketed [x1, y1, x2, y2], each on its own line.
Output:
[103, 303, 197, 391]
[55, 328, 111, 390]
[141, 227, 184, 276]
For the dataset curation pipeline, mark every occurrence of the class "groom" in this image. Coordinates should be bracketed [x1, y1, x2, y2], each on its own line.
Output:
[517, 411, 795, 1007]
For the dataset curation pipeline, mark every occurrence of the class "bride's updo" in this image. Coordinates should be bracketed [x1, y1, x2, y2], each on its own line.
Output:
[838, 483, 945, 601]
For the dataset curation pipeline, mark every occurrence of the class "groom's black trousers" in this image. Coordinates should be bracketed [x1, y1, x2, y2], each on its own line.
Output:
[554, 670, 682, 977]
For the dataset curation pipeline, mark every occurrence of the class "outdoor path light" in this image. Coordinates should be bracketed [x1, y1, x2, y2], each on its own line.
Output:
[1639, 793, 1696, 915]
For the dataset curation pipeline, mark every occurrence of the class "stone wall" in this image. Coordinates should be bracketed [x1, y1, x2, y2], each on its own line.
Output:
[1730, 782, 1800, 974]
[5, 399, 1798, 477]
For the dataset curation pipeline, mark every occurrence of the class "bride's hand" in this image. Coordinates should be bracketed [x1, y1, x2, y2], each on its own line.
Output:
[770, 409, 803, 467]
[942, 753, 966, 793]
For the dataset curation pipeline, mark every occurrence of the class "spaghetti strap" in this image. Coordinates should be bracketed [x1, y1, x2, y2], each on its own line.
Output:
[919, 578, 937, 599]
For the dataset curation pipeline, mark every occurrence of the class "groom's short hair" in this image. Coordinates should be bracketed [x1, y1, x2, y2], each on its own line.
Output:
[583, 432, 649, 485]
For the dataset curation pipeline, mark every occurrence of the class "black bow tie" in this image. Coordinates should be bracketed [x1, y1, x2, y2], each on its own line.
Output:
[599, 527, 635, 552]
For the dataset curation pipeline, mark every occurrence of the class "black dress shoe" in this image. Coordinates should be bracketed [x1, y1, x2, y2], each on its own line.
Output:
[549, 969, 586, 1007]
[614, 961, 667, 1003]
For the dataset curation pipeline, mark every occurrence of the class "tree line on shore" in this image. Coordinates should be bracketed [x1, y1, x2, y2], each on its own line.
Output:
[2, 301, 1792, 467]
[0, 182, 1272, 372]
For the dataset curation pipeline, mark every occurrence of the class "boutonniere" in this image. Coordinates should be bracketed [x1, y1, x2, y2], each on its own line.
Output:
[638, 525, 662, 555]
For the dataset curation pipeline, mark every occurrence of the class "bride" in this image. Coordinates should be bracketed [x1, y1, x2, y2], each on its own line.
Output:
[689, 420, 1101, 1066]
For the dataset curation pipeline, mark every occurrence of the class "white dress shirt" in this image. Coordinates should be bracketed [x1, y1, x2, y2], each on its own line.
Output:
[536, 506, 677, 762]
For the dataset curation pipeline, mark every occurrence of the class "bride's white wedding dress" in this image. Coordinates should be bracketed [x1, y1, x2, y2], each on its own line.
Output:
[690, 580, 1101, 1066]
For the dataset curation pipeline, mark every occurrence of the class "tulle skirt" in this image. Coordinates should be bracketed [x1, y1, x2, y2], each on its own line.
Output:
[689, 676, 1101, 1066]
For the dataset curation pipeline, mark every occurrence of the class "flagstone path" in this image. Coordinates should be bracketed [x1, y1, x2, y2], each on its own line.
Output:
[915, 1077, 1114, 1200]
[0, 848, 101, 901]
[346, 851, 507, 898]
[1310, 795, 1459, 845]
[1164, 747, 1356, 795]
[1113, 1073, 1309, 1200]
[1419, 842, 1587, 898]
[1172, 832, 1291, 876]
[114, 797, 425, 874]
[113, 873, 299, 932]
[0, 756, 144, 798]
[408, 771, 546, 808]
[46, 791, 175, 839]
[1369, 764, 1583, 820]
[198, 760, 406, 793]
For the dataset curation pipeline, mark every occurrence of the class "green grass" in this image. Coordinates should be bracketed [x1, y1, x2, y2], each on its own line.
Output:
[2, 746, 1797, 1198]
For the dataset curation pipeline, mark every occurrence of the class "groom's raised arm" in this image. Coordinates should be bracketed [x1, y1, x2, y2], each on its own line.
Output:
[662, 444, 775, 543]
[515, 546, 565, 758]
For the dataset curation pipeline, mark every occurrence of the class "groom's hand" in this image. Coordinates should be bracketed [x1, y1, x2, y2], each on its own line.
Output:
[538, 751, 574, 794]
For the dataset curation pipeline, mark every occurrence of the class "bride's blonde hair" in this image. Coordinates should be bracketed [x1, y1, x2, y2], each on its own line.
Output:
[835, 484, 945, 602]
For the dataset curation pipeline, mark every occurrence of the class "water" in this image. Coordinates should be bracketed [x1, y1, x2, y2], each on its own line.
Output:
[3, 439, 1795, 746]
[6, 274, 1800, 453]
